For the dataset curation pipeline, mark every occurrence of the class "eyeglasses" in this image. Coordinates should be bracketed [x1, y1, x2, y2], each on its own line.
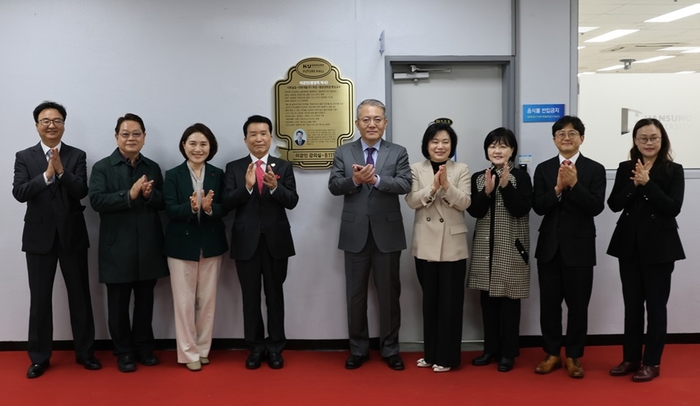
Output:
[38, 118, 64, 126]
[554, 131, 580, 139]
[635, 136, 661, 144]
[118, 131, 144, 139]
[358, 116, 385, 126]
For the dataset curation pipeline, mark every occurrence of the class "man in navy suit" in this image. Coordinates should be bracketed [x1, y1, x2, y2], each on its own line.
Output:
[328, 99, 412, 371]
[532, 115, 606, 379]
[12, 101, 100, 378]
[224, 115, 298, 370]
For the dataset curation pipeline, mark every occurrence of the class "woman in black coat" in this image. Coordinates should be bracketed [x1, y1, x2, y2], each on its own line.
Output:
[606, 118, 685, 382]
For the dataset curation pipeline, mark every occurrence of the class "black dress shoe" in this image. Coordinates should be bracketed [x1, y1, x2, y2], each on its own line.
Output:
[76, 356, 102, 370]
[632, 365, 660, 382]
[268, 352, 284, 369]
[246, 351, 265, 370]
[497, 357, 514, 372]
[610, 361, 641, 376]
[345, 354, 369, 370]
[136, 352, 159, 366]
[472, 353, 499, 366]
[117, 355, 137, 373]
[382, 354, 405, 371]
[27, 361, 50, 379]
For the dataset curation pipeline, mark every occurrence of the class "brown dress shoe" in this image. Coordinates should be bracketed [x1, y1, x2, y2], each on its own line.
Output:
[632, 365, 660, 382]
[535, 355, 561, 374]
[610, 361, 641, 376]
[565, 357, 585, 378]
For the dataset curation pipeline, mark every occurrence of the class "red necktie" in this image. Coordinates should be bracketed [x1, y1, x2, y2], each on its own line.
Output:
[563, 159, 572, 166]
[256, 160, 265, 194]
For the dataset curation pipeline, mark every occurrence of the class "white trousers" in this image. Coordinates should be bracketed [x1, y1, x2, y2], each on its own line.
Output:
[168, 255, 222, 363]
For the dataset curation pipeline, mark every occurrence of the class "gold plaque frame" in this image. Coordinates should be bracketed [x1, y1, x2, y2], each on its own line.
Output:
[275, 57, 354, 169]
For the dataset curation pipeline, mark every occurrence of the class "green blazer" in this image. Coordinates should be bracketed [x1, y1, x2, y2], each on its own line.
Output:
[89, 148, 169, 283]
[163, 161, 228, 260]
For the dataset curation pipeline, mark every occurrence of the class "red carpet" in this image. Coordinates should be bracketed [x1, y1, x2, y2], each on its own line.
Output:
[2, 345, 696, 405]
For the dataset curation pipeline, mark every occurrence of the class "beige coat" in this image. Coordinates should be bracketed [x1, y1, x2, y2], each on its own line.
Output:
[405, 160, 471, 262]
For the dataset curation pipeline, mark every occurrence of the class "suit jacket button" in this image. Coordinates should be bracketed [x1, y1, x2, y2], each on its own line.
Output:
[426, 217, 431, 222]
[650, 214, 656, 219]
[439, 218, 444, 222]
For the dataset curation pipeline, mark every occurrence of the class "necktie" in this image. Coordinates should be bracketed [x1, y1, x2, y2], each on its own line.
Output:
[256, 160, 265, 194]
[366, 147, 376, 166]
[563, 159, 572, 166]
[46, 150, 56, 183]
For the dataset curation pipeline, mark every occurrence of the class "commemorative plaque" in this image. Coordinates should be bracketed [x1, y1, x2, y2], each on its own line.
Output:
[275, 57, 354, 169]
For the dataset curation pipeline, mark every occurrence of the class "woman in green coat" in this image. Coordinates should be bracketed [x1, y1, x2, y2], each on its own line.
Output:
[163, 123, 228, 371]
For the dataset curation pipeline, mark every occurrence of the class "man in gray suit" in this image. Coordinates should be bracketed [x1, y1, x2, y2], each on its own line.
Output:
[328, 99, 411, 370]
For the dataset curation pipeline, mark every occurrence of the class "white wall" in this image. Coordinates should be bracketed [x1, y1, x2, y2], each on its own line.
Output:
[0, 0, 513, 343]
[5, 0, 693, 347]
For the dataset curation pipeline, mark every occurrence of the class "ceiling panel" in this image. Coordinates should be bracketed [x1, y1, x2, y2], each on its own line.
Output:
[579, 0, 700, 74]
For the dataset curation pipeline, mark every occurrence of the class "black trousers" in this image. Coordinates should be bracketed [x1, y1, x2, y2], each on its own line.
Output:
[619, 255, 673, 366]
[537, 251, 593, 359]
[235, 236, 288, 354]
[345, 232, 401, 358]
[26, 243, 95, 364]
[106, 279, 157, 357]
[416, 258, 466, 367]
[480, 291, 521, 359]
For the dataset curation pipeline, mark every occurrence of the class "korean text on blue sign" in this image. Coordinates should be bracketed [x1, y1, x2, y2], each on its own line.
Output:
[522, 104, 566, 123]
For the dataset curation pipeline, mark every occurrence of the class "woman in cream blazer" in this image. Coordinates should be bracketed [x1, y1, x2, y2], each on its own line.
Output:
[405, 120, 471, 372]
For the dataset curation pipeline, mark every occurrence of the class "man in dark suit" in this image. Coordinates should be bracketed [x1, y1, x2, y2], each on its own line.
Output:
[532, 115, 606, 379]
[224, 115, 298, 370]
[328, 99, 411, 371]
[294, 130, 306, 146]
[12, 101, 101, 378]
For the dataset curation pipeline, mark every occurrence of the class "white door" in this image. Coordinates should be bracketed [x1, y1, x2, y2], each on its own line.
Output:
[389, 62, 506, 344]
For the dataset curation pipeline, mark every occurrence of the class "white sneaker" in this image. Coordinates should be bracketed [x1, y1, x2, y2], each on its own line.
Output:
[416, 358, 434, 368]
[433, 365, 451, 373]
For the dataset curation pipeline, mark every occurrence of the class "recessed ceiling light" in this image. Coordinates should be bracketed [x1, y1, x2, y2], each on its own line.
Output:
[578, 26, 598, 34]
[675, 71, 696, 74]
[682, 48, 700, 54]
[585, 29, 639, 43]
[598, 65, 625, 71]
[646, 3, 700, 23]
[636, 55, 676, 63]
[578, 46, 586, 50]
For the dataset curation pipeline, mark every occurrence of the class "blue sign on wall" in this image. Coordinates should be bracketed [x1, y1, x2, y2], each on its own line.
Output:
[523, 104, 566, 123]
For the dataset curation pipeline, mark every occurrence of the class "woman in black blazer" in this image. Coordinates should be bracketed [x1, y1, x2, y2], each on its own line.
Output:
[163, 123, 228, 371]
[607, 118, 685, 382]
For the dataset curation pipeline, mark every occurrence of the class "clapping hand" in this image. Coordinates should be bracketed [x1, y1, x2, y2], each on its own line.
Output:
[631, 159, 651, 186]
[352, 163, 377, 185]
